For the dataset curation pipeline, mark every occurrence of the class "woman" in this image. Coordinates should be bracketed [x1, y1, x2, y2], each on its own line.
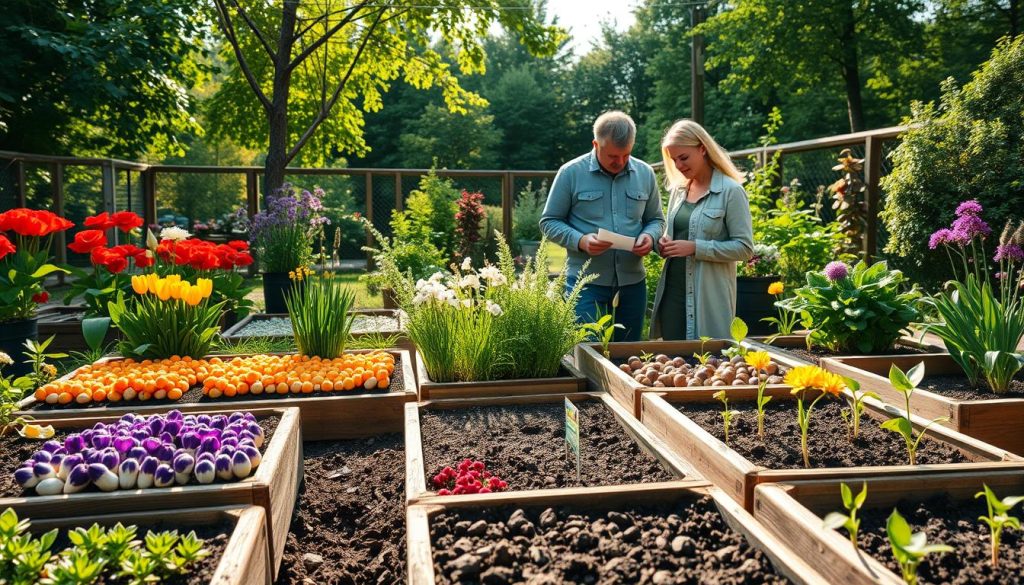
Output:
[649, 120, 753, 340]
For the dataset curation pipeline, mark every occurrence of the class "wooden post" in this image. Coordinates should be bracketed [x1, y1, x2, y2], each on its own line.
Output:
[142, 169, 157, 230]
[502, 172, 513, 238]
[101, 161, 118, 244]
[394, 172, 403, 212]
[863, 135, 883, 262]
[52, 163, 66, 284]
[15, 160, 27, 206]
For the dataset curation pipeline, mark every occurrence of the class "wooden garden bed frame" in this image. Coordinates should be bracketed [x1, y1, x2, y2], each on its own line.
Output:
[744, 332, 945, 366]
[753, 471, 1024, 585]
[23, 505, 272, 585]
[414, 353, 587, 400]
[407, 480, 831, 585]
[822, 353, 1024, 456]
[404, 392, 698, 503]
[639, 389, 1024, 510]
[574, 340, 803, 418]
[1, 407, 302, 579]
[15, 349, 417, 440]
[222, 309, 412, 350]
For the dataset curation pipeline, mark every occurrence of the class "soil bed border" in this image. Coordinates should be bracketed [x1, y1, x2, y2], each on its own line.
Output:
[415, 353, 587, 400]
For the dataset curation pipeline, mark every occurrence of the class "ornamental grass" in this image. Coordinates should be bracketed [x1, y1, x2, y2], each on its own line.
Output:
[284, 270, 356, 359]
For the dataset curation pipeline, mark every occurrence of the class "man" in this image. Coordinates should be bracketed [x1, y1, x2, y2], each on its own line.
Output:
[540, 111, 665, 341]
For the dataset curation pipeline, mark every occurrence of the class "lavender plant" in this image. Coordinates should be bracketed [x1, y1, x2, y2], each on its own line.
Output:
[249, 185, 330, 273]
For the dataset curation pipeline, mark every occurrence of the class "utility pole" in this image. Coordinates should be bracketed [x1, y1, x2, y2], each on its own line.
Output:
[690, 3, 706, 124]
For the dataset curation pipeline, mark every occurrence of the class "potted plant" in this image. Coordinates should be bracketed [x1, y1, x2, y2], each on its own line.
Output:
[512, 181, 546, 261]
[736, 242, 781, 335]
[249, 185, 329, 313]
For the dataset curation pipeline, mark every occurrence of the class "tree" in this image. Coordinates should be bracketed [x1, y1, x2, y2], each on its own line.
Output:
[398, 103, 502, 169]
[0, 0, 208, 158]
[208, 0, 563, 196]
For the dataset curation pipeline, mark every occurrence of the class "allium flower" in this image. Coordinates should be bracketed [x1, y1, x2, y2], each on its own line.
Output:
[951, 213, 991, 241]
[928, 228, 953, 250]
[823, 261, 849, 281]
[767, 281, 784, 296]
[955, 199, 983, 217]
[994, 243, 1024, 263]
[160, 226, 191, 242]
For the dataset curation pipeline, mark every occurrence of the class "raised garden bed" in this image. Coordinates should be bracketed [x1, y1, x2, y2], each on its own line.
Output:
[415, 353, 587, 400]
[0, 407, 302, 579]
[405, 392, 696, 502]
[14, 505, 272, 585]
[37, 305, 119, 352]
[574, 340, 802, 418]
[277, 433, 407, 584]
[754, 471, 1024, 585]
[16, 350, 417, 440]
[745, 332, 943, 366]
[222, 310, 413, 348]
[640, 389, 1024, 510]
[823, 353, 1024, 456]
[407, 481, 828, 584]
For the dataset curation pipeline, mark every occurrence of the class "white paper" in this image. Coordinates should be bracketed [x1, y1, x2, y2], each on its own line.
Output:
[596, 228, 637, 251]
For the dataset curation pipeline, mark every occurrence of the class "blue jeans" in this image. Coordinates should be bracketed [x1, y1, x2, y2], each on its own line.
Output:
[566, 277, 647, 342]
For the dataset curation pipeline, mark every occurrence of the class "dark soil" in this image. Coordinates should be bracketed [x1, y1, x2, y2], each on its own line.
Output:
[43, 520, 230, 584]
[0, 415, 279, 497]
[853, 492, 1024, 584]
[276, 434, 406, 585]
[431, 496, 791, 584]
[917, 374, 1024, 401]
[419, 402, 677, 491]
[677, 400, 969, 469]
[26, 357, 406, 412]
[781, 343, 929, 366]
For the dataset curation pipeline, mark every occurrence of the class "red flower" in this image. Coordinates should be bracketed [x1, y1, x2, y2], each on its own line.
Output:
[111, 211, 143, 233]
[227, 240, 249, 251]
[84, 212, 115, 230]
[0, 234, 14, 260]
[234, 251, 254, 267]
[68, 229, 108, 254]
[0, 208, 73, 237]
[32, 291, 49, 304]
[90, 247, 128, 274]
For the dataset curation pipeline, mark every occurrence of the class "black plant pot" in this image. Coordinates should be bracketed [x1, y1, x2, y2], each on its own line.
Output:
[262, 272, 295, 314]
[735, 275, 779, 336]
[0, 317, 38, 378]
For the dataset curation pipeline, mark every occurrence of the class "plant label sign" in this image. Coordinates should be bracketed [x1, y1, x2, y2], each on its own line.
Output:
[565, 397, 581, 480]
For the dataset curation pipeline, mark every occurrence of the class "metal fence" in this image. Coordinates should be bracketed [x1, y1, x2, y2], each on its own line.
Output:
[1, 125, 905, 263]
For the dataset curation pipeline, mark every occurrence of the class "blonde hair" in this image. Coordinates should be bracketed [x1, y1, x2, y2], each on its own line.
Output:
[660, 119, 744, 190]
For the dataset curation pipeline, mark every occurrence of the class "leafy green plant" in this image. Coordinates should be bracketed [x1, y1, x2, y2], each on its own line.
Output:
[840, 376, 880, 441]
[975, 484, 1024, 568]
[109, 275, 224, 359]
[360, 218, 445, 303]
[512, 181, 546, 243]
[886, 508, 954, 585]
[693, 336, 713, 366]
[777, 260, 922, 354]
[64, 317, 116, 375]
[285, 272, 356, 358]
[582, 292, 623, 360]
[1, 352, 34, 435]
[823, 482, 868, 549]
[347, 331, 403, 351]
[722, 317, 748, 359]
[21, 335, 66, 388]
[761, 280, 799, 337]
[880, 362, 950, 465]
[712, 390, 738, 445]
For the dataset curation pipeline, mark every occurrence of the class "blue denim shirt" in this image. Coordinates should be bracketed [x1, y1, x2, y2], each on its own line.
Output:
[539, 150, 666, 287]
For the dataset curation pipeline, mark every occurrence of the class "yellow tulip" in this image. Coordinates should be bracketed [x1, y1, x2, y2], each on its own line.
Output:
[169, 281, 184, 300]
[155, 280, 171, 302]
[166, 274, 182, 285]
[131, 275, 148, 295]
[184, 287, 204, 306]
[145, 273, 160, 294]
[196, 278, 213, 299]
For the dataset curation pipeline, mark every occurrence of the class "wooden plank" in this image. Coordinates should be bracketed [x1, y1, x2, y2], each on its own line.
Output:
[21, 506, 271, 585]
[641, 391, 1024, 510]
[598, 393, 701, 480]
[406, 504, 438, 585]
[221, 309, 406, 341]
[863, 134, 883, 261]
[416, 353, 586, 400]
[405, 402, 427, 503]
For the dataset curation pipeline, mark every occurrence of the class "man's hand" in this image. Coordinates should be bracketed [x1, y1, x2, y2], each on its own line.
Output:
[579, 233, 613, 256]
[631, 233, 654, 257]
[658, 236, 696, 258]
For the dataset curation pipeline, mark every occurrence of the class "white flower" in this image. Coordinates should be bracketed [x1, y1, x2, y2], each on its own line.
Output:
[0, 352, 12, 367]
[485, 300, 503, 317]
[461, 298, 473, 309]
[545, 280, 560, 301]
[461, 257, 473, 271]
[160, 226, 191, 242]
[458, 274, 480, 290]
[447, 297, 461, 308]
[428, 271, 445, 284]
[478, 265, 507, 287]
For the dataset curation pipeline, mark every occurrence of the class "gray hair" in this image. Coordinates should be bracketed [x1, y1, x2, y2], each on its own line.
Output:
[593, 111, 636, 148]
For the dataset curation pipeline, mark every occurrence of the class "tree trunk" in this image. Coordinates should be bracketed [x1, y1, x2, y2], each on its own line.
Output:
[264, 1, 299, 199]
[839, 11, 865, 133]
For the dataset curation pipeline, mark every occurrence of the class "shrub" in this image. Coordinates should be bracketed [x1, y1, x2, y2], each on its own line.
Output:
[404, 169, 459, 260]
[455, 190, 486, 264]
[778, 260, 922, 353]
[512, 181, 546, 242]
[881, 36, 1024, 289]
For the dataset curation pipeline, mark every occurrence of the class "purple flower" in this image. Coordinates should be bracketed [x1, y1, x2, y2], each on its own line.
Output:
[955, 199, 983, 217]
[994, 243, 1024, 263]
[824, 261, 849, 281]
[952, 213, 992, 242]
[929, 228, 953, 250]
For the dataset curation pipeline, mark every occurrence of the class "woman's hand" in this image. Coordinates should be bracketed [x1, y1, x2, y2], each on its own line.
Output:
[658, 236, 696, 258]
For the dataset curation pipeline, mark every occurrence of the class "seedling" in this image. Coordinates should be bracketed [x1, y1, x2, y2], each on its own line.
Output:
[744, 350, 773, 439]
[712, 390, 739, 445]
[694, 336, 713, 365]
[583, 293, 624, 359]
[886, 508, 953, 585]
[840, 376, 880, 441]
[722, 317, 749, 359]
[975, 484, 1024, 568]
[879, 362, 949, 465]
[822, 482, 868, 549]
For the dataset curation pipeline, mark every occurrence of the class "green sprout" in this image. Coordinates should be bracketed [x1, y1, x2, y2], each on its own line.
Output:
[975, 484, 1024, 568]
[879, 362, 949, 465]
[822, 482, 868, 549]
[583, 292, 624, 359]
[886, 508, 953, 585]
[840, 376, 880, 441]
[694, 336, 713, 366]
[712, 390, 739, 445]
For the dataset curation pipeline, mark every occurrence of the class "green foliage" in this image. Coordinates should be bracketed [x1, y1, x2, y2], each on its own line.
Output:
[0, 354, 34, 435]
[823, 482, 868, 549]
[881, 36, 1024, 288]
[712, 390, 738, 445]
[21, 335, 66, 389]
[778, 261, 922, 354]
[886, 508, 954, 585]
[840, 376, 881, 441]
[880, 362, 950, 466]
[399, 103, 502, 169]
[109, 291, 224, 360]
[403, 170, 461, 261]
[975, 483, 1024, 568]
[285, 272, 356, 359]
[512, 181, 547, 243]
